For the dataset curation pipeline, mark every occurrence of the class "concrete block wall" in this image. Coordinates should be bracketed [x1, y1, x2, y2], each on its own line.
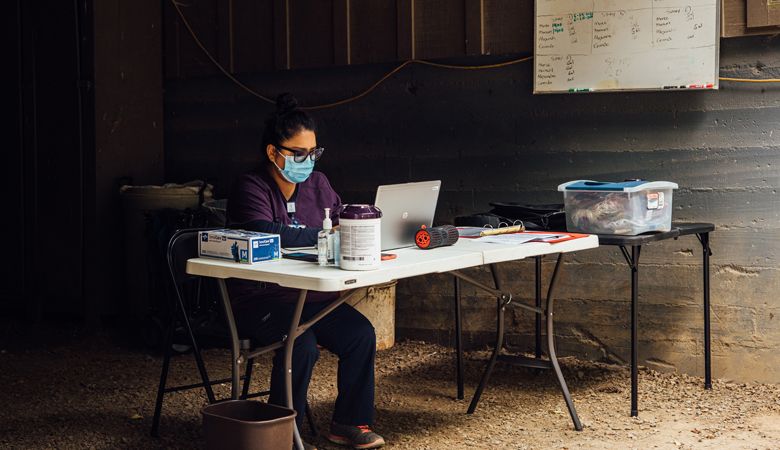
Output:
[165, 36, 780, 383]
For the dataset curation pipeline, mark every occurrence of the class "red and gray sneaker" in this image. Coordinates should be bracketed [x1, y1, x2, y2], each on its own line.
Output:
[326, 422, 386, 449]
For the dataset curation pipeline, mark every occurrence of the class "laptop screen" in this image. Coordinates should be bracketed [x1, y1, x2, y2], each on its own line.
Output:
[374, 180, 441, 251]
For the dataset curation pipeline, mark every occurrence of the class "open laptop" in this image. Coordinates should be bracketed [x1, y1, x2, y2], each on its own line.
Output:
[374, 180, 441, 251]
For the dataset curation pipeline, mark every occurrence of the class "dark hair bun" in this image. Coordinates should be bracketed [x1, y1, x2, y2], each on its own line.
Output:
[261, 92, 316, 158]
[275, 93, 299, 116]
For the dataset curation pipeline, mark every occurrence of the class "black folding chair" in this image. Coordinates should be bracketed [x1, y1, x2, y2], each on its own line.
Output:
[150, 228, 317, 437]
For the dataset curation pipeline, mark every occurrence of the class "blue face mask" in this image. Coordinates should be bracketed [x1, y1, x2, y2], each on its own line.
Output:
[273, 154, 315, 184]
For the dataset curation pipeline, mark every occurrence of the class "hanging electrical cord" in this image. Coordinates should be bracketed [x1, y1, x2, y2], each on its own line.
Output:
[171, 0, 780, 111]
[171, 0, 276, 104]
[171, 0, 532, 110]
[719, 77, 780, 83]
[302, 57, 534, 111]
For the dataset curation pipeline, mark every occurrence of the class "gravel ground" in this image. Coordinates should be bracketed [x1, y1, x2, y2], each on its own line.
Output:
[1, 322, 779, 450]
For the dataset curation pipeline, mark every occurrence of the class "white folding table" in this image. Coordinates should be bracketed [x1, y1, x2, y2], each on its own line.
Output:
[187, 235, 598, 449]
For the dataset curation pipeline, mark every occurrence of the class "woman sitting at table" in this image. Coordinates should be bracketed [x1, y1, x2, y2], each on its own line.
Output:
[226, 93, 385, 450]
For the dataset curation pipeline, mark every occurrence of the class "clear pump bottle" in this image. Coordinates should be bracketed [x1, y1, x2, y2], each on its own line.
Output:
[317, 208, 338, 266]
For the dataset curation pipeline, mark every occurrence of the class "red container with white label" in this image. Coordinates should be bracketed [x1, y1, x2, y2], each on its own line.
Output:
[558, 180, 678, 235]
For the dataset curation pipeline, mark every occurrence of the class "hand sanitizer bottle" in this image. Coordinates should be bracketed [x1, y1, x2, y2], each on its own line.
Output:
[318, 208, 333, 266]
[332, 226, 340, 267]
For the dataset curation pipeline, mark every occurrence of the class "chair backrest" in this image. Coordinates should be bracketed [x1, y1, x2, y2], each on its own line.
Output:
[166, 228, 220, 313]
[168, 229, 206, 287]
[166, 228, 242, 347]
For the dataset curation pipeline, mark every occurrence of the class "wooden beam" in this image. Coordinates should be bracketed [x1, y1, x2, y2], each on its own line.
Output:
[722, 0, 780, 37]
[217, 0, 234, 72]
[334, 0, 351, 65]
[273, 0, 290, 69]
[231, 0, 275, 73]
[349, 0, 398, 64]
[483, 0, 533, 55]
[397, 0, 414, 60]
[465, 0, 484, 55]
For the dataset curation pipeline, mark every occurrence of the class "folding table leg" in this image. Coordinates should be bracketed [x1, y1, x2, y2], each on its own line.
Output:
[629, 246, 641, 417]
[699, 232, 712, 389]
[285, 289, 308, 450]
[454, 276, 465, 400]
[217, 279, 242, 400]
[545, 254, 582, 431]
[467, 264, 505, 414]
[233, 289, 356, 450]
[535, 256, 543, 359]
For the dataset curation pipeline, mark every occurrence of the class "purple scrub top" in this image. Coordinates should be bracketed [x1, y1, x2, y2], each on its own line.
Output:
[226, 166, 342, 308]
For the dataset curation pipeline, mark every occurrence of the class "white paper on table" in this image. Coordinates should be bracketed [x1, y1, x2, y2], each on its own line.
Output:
[282, 246, 317, 253]
[475, 233, 566, 245]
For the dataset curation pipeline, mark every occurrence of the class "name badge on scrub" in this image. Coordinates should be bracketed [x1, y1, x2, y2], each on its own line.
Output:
[286, 202, 306, 228]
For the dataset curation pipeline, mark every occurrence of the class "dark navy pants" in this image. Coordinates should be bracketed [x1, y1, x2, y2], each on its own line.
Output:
[236, 300, 376, 429]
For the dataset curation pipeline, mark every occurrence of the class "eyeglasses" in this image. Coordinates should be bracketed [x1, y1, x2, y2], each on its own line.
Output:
[274, 144, 325, 163]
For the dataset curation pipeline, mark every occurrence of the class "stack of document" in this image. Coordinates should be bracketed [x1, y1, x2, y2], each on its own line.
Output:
[475, 233, 569, 245]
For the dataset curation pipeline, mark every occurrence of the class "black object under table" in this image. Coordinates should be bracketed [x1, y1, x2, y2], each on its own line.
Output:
[454, 222, 714, 420]
[595, 222, 714, 416]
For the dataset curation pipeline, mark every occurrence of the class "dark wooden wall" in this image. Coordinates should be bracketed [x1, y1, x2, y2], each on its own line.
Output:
[88, 0, 164, 320]
[8, 0, 163, 324]
[6, 0, 88, 317]
[163, 0, 535, 78]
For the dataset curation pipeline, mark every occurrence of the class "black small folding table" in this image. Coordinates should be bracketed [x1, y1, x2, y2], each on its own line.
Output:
[455, 222, 714, 419]
[595, 222, 714, 416]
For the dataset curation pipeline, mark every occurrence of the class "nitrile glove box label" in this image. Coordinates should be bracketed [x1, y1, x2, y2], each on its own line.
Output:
[198, 229, 280, 264]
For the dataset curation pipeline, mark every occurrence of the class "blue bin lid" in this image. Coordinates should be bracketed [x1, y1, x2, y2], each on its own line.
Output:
[557, 180, 678, 192]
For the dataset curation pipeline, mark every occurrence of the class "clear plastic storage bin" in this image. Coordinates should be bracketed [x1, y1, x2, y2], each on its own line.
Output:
[558, 180, 678, 235]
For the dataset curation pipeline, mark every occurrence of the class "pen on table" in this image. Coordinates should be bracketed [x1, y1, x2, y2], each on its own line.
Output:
[479, 224, 525, 236]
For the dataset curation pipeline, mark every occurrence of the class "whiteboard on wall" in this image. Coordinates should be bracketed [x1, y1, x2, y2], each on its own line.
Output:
[534, 0, 720, 94]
